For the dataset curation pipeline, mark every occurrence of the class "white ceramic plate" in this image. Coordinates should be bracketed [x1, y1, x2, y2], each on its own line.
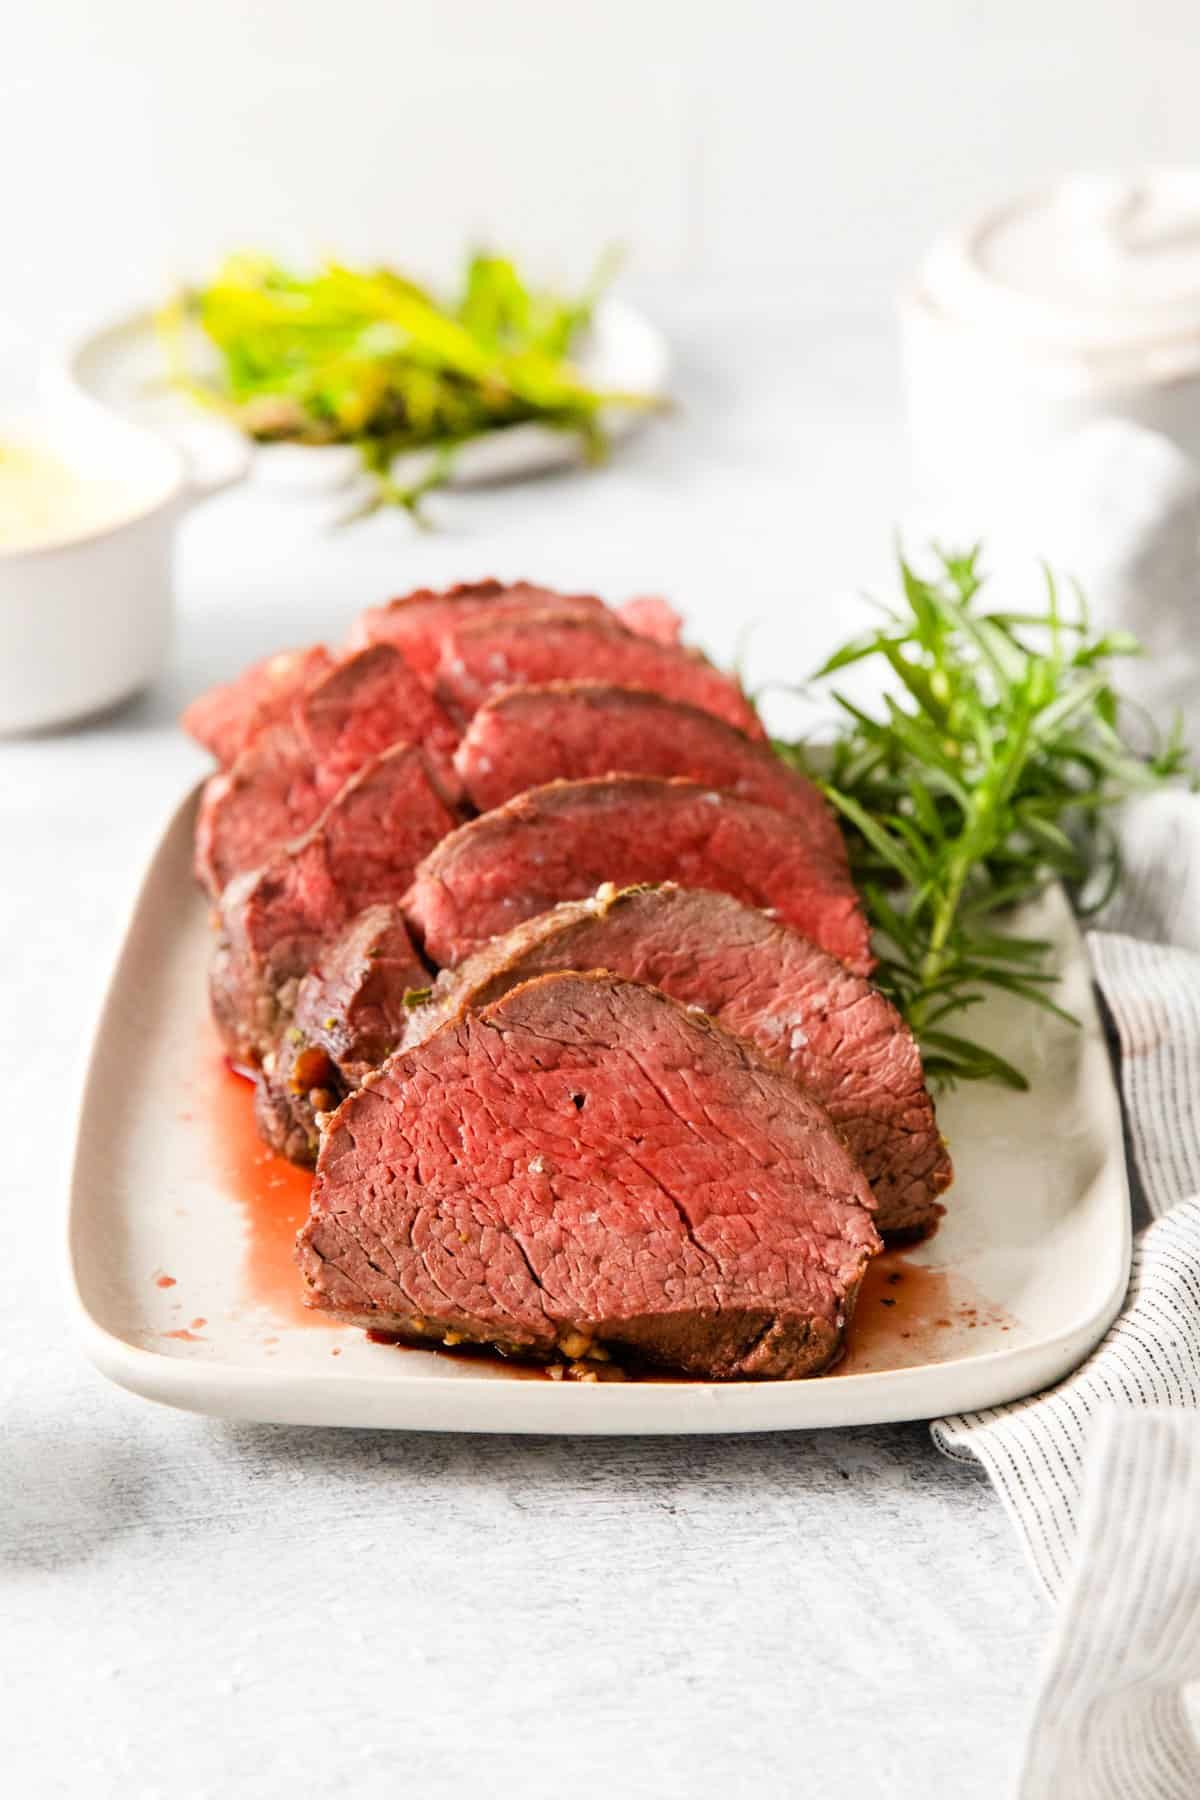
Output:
[67, 298, 670, 497]
[67, 787, 1130, 1434]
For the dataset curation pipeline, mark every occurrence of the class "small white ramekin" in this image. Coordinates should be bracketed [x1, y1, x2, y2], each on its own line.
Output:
[0, 388, 246, 735]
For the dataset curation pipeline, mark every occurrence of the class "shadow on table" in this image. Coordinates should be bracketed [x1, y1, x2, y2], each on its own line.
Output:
[208, 1416, 980, 1503]
[0, 1415, 163, 1574]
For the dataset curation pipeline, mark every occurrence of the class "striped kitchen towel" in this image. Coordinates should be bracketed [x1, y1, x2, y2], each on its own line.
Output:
[933, 791, 1200, 1798]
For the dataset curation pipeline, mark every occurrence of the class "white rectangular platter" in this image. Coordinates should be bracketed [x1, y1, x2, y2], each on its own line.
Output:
[68, 787, 1131, 1434]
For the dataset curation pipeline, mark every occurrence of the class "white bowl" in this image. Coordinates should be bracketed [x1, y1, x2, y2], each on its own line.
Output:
[901, 172, 1200, 505]
[0, 391, 246, 735]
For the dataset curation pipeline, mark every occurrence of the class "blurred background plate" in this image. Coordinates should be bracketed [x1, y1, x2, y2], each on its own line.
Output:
[67, 296, 671, 497]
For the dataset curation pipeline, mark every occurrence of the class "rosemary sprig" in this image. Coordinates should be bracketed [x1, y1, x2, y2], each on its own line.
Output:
[779, 548, 1194, 1089]
[156, 249, 662, 518]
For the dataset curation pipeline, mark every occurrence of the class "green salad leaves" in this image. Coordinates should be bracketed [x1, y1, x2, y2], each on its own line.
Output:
[157, 250, 660, 516]
[779, 549, 1194, 1088]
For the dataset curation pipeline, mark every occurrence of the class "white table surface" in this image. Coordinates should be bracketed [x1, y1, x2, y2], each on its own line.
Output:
[2, 290, 1047, 1799]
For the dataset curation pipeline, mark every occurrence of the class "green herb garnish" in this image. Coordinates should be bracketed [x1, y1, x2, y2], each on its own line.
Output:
[779, 548, 1194, 1089]
[402, 986, 433, 1011]
[156, 249, 662, 519]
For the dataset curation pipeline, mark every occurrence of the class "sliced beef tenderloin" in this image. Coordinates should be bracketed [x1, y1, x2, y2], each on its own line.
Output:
[298, 641, 459, 795]
[298, 971, 880, 1378]
[434, 612, 765, 740]
[182, 644, 333, 766]
[348, 580, 610, 681]
[255, 905, 430, 1166]
[194, 644, 460, 898]
[615, 595, 683, 645]
[195, 720, 322, 898]
[404, 777, 873, 976]
[211, 744, 456, 1064]
[454, 681, 844, 858]
[406, 884, 950, 1240]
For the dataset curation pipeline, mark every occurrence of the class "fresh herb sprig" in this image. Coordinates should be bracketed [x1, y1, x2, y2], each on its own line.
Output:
[779, 549, 1193, 1089]
[157, 249, 661, 518]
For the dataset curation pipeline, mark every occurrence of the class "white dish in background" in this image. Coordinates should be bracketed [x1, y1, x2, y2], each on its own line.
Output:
[68, 297, 671, 499]
[902, 171, 1200, 505]
[68, 786, 1131, 1435]
[0, 385, 247, 736]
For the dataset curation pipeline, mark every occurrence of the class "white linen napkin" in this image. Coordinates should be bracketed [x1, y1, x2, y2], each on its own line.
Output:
[933, 791, 1200, 1798]
[1018, 1410, 1200, 1799]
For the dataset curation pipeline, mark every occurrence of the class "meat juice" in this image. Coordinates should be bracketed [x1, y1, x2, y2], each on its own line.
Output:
[833, 1253, 1013, 1376]
[207, 1056, 318, 1326]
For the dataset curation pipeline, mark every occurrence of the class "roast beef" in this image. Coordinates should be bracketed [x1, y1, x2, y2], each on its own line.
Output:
[406, 884, 949, 1240]
[298, 641, 459, 794]
[348, 580, 610, 680]
[182, 644, 333, 766]
[211, 743, 456, 1063]
[404, 777, 873, 975]
[434, 612, 765, 740]
[255, 904, 429, 1165]
[297, 971, 880, 1378]
[195, 721, 323, 899]
[454, 681, 844, 857]
[614, 595, 682, 644]
[194, 644, 460, 897]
